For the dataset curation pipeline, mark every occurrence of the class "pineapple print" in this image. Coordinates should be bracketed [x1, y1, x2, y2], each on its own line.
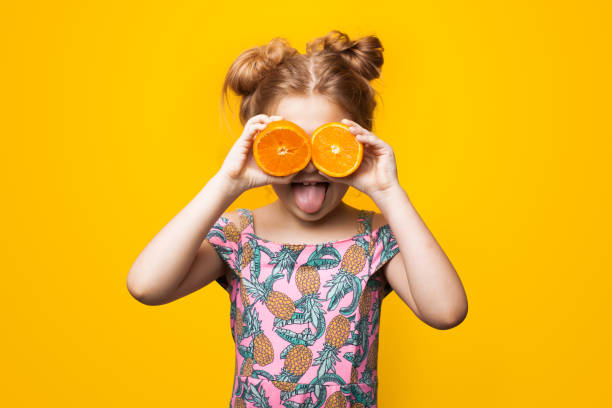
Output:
[356, 209, 374, 236]
[341, 244, 367, 275]
[325, 391, 348, 408]
[366, 338, 378, 371]
[271, 380, 297, 392]
[205, 217, 238, 265]
[352, 403, 365, 408]
[376, 224, 400, 269]
[240, 241, 253, 269]
[239, 213, 251, 232]
[358, 286, 372, 318]
[286, 244, 306, 252]
[223, 221, 241, 243]
[350, 282, 379, 367]
[241, 358, 253, 376]
[274, 262, 327, 341]
[284, 344, 312, 376]
[367, 238, 375, 257]
[326, 315, 351, 349]
[253, 333, 274, 366]
[243, 273, 295, 320]
[351, 366, 358, 383]
[238, 305, 283, 379]
[239, 278, 250, 307]
[355, 211, 376, 269]
[277, 245, 342, 339]
[313, 315, 351, 380]
[265, 291, 295, 320]
[272, 344, 313, 392]
[295, 264, 320, 296]
[234, 397, 246, 408]
[324, 243, 367, 315]
[235, 307, 244, 337]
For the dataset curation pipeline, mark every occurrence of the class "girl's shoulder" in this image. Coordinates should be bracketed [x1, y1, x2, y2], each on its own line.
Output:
[212, 208, 254, 233]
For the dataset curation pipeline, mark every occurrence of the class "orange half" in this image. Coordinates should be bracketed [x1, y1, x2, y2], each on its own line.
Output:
[311, 122, 363, 177]
[253, 120, 311, 176]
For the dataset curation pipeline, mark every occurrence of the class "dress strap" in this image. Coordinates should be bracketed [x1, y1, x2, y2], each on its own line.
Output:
[236, 208, 254, 232]
[357, 209, 376, 236]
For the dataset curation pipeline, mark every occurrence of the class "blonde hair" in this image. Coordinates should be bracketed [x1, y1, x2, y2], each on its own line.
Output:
[220, 30, 384, 131]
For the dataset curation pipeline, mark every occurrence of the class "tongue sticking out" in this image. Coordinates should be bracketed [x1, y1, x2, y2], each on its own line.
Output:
[292, 183, 327, 213]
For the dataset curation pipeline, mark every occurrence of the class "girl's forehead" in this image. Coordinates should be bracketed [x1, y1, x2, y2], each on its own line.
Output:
[272, 94, 350, 134]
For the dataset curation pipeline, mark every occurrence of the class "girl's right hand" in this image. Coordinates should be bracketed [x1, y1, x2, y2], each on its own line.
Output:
[217, 114, 295, 194]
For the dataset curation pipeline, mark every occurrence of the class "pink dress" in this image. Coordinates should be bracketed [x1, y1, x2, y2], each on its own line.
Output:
[205, 208, 400, 408]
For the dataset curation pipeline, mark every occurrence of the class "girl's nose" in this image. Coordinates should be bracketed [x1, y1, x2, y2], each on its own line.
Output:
[303, 160, 318, 173]
[293, 160, 320, 179]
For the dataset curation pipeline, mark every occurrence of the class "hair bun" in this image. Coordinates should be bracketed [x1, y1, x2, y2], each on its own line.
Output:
[306, 30, 384, 80]
[223, 37, 298, 96]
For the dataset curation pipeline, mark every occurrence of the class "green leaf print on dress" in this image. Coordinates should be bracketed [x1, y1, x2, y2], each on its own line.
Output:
[323, 242, 367, 316]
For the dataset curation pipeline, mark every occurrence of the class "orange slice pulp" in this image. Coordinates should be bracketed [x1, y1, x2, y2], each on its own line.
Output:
[253, 120, 312, 177]
[310, 122, 363, 177]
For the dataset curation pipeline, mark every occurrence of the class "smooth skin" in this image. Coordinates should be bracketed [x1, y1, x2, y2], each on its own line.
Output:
[127, 93, 468, 330]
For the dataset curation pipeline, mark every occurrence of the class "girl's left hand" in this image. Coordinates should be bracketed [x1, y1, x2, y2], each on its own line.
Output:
[318, 118, 401, 201]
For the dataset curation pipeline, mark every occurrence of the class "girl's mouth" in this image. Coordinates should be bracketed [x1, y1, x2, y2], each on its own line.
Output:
[290, 182, 330, 213]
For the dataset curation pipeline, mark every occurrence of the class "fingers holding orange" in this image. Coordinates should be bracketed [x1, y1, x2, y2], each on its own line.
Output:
[243, 114, 283, 140]
[340, 118, 368, 134]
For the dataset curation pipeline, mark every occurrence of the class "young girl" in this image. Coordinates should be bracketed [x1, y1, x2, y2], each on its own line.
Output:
[128, 30, 468, 408]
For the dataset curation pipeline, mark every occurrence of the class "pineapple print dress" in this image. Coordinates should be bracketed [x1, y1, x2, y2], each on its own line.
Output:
[205, 208, 400, 408]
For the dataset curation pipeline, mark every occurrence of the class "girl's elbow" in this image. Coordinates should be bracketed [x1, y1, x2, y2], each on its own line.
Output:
[126, 271, 159, 306]
[436, 304, 468, 330]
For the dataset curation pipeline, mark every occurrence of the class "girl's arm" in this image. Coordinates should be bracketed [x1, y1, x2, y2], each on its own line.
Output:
[126, 114, 293, 305]
[318, 118, 468, 329]
[373, 188, 468, 330]
[126, 173, 239, 305]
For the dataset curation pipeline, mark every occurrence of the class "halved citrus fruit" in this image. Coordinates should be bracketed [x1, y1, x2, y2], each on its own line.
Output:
[253, 120, 312, 176]
[310, 122, 363, 177]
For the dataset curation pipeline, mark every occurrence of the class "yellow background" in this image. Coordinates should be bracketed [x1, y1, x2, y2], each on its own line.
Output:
[1, 0, 610, 406]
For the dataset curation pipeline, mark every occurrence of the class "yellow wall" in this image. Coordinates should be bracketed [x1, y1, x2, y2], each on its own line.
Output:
[1, 1, 610, 406]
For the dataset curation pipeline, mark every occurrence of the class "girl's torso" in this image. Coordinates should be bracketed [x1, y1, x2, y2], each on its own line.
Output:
[206, 207, 400, 408]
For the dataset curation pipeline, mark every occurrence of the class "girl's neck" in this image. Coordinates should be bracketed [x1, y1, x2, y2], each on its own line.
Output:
[253, 200, 361, 244]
